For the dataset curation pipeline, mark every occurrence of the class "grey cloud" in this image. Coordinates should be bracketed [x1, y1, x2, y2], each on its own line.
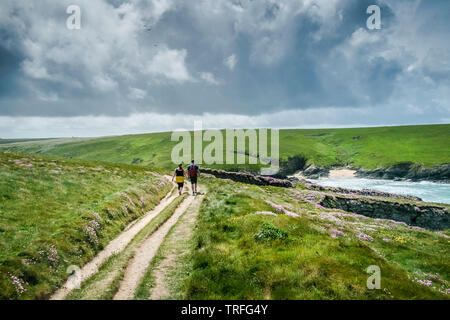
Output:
[0, 0, 448, 126]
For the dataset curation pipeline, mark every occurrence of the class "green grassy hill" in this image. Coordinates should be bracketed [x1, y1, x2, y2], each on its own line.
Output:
[280, 124, 450, 169]
[0, 125, 448, 173]
[2, 151, 448, 300]
[0, 151, 171, 299]
[180, 178, 449, 299]
[1, 124, 449, 300]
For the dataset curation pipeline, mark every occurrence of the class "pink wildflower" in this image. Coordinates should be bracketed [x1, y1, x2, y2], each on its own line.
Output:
[254, 211, 277, 216]
[357, 233, 374, 241]
[9, 274, 27, 294]
[414, 278, 432, 287]
[331, 229, 345, 237]
[84, 225, 99, 244]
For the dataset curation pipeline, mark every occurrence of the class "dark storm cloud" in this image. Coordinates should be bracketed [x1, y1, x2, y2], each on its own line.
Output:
[0, 0, 448, 122]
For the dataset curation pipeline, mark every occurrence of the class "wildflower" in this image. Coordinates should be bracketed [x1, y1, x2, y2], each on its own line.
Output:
[47, 245, 59, 266]
[254, 211, 277, 216]
[89, 219, 101, 230]
[263, 176, 274, 183]
[331, 229, 345, 237]
[415, 278, 432, 287]
[265, 200, 300, 218]
[265, 200, 285, 213]
[9, 274, 27, 295]
[84, 225, 99, 244]
[382, 238, 391, 242]
[285, 210, 300, 218]
[439, 288, 450, 295]
[357, 233, 374, 241]
[393, 235, 407, 244]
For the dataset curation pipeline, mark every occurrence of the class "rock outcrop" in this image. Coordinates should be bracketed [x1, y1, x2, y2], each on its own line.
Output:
[301, 165, 330, 179]
[356, 163, 450, 182]
[297, 161, 450, 182]
[320, 195, 449, 230]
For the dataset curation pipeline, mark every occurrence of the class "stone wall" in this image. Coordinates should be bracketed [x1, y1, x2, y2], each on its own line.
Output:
[201, 168, 294, 188]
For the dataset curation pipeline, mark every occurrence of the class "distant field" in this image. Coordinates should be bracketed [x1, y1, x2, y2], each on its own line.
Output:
[0, 124, 449, 172]
[0, 152, 171, 299]
[0, 138, 53, 145]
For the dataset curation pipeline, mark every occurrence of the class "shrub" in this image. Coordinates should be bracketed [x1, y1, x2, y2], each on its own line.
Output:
[254, 222, 289, 241]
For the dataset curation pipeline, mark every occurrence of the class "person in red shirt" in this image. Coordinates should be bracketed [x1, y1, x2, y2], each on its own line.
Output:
[187, 160, 200, 196]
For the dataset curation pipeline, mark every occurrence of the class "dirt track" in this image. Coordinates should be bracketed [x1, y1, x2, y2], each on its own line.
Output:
[150, 190, 205, 299]
[113, 187, 197, 300]
[51, 180, 177, 300]
[51, 176, 204, 300]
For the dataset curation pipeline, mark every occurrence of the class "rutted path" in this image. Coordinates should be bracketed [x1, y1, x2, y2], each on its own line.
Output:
[51, 177, 178, 300]
[149, 189, 205, 300]
[113, 185, 201, 300]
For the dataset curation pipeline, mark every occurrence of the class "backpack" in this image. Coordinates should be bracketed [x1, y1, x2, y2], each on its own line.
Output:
[188, 164, 198, 177]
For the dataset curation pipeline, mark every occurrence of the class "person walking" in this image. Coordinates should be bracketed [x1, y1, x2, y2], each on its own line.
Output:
[187, 160, 200, 196]
[172, 164, 186, 195]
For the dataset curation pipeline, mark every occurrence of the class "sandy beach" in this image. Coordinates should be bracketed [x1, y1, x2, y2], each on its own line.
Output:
[328, 168, 356, 179]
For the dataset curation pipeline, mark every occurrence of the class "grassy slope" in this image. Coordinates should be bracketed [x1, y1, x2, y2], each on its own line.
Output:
[1, 124, 449, 300]
[0, 151, 171, 300]
[1, 124, 448, 171]
[281, 124, 450, 168]
[181, 177, 449, 299]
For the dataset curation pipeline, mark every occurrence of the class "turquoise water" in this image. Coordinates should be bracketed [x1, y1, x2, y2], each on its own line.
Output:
[307, 178, 450, 204]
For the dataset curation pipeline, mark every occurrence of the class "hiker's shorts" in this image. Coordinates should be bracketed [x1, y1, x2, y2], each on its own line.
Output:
[177, 182, 184, 189]
[190, 176, 197, 184]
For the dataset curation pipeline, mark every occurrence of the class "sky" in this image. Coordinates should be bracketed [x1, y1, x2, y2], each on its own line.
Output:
[0, 0, 449, 138]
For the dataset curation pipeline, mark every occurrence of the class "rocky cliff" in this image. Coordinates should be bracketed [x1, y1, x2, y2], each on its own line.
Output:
[320, 195, 449, 230]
